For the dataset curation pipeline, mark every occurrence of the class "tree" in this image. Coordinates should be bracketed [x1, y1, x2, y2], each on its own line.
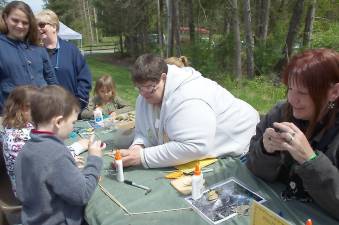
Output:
[157, 0, 164, 56]
[261, 0, 270, 43]
[166, 0, 174, 57]
[230, 0, 241, 79]
[243, 0, 254, 79]
[173, 0, 181, 56]
[274, 0, 305, 74]
[303, 0, 316, 48]
[187, 0, 195, 43]
[255, 0, 270, 44]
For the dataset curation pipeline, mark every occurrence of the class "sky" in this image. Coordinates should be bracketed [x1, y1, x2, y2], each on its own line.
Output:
[9, 0, 44, 13]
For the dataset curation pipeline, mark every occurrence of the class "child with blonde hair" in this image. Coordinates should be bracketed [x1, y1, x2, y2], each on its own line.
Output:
[81, 75, 133, 119]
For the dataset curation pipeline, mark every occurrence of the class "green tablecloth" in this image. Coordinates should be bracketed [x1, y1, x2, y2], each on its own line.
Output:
[66, 120, 135, 149]
[84, 155, 339, 225]
[74, 120, 338, 225]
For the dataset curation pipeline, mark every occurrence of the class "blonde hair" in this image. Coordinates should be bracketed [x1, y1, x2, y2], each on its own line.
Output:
[94, 75, 117, 100]
[35, 9, 59, 32]
[165, 56, 189, 68]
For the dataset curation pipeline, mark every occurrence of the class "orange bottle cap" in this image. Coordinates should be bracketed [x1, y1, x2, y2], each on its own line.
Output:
[115, 150, 122, 160]
[305, 219, 312, 225]
[194, 162, 201, 176]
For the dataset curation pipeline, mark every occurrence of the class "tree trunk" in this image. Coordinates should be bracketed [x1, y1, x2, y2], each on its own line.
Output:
[261, 0, 270, 43]
[166, 0, 174, 57]
[119, 32, 124, 55]
[223, 13, 230, 35]
[85, 0, 94, 44]
[187, 0, 195, 43]
[173, 0, 181, 57]
[81, 0, 89, 42]
[243, 0, 254, 79]
[274, 0, 305, 74]
[303, 0, 316, 48]
[93, 7, 99, 44]
[157, 0, 164, 56]
[255, 0, 270, 44]
[231, 0, 242, 79]
[254, 0, 262, 41]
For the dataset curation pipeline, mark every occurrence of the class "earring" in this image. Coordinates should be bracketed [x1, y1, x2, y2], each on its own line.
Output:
[328, 101, 336, 109]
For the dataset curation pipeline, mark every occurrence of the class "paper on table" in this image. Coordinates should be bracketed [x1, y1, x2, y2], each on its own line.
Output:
[69, 142, 87, 155]
[175, 158, 217, 174]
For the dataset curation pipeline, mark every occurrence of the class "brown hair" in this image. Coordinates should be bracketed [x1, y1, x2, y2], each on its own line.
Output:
[0, 1, 39, 45]
[94, 75, 116, 100]
[165, 56, 190, 68]
[31, 85, 80, 125]
[131, 54, 168, 84]
[282, 48, 339, 137]
[2, 85, 38, 128]
[35, 9, 60, 32]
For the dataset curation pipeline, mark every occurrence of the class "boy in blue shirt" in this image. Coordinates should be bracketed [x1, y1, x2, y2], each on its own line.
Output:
[15, 85, 105, 225]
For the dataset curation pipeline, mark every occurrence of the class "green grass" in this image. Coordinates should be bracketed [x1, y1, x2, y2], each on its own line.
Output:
[86, 54, 286, 114]
[86, 55, 138, 106]
[219, 76, 286, 115]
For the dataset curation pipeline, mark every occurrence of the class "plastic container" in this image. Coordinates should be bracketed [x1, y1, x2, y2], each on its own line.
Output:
[115, 150, 124, 182]
[93, 107, 104, 127]
[192, 163, 204, 200]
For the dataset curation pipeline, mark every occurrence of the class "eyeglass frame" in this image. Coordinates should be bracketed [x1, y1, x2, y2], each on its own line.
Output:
[134, 81, 160, 95]
[38, 22, 52, 29]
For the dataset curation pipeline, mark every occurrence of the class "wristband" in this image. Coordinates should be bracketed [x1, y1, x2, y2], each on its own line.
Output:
[307, 152, 317, 161]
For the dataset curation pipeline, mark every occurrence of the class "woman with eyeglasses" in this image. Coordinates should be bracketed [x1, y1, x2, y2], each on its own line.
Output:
[35, 9, 92, 112]
[119, 54, 259, 168]
[246, 49, 339, 220]
[0, 1, 58, 114]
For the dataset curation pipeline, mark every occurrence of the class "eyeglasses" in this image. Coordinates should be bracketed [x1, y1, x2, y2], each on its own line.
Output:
[135, 83, 159, 95]
[38, 22, 52, 29]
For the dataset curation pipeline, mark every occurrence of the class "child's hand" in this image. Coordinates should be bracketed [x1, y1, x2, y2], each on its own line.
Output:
[88, 134, 105, 158]
[74, 156, 85, 169]
[110, 111, 117, 119]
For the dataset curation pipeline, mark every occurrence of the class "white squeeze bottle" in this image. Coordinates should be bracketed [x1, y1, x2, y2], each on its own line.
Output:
[192, 162, 203, 200]
[93, 107, 104, 127]
[115, 150, 124, 182]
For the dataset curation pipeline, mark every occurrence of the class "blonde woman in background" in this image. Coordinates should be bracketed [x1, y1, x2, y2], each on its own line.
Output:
[165, 56, 190, 68]
[35, 9, 92, 112]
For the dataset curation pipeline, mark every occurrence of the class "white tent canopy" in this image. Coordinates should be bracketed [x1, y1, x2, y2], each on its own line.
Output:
[58, 22, 82, 49]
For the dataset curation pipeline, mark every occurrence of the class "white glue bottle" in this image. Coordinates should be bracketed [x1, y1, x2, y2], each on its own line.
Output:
[93, 107, 104, 127]
[115, 150, 124, 182]
[192, 163, 204, 200]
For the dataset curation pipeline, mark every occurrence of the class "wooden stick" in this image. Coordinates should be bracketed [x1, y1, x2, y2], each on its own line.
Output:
[125, 207, 192, 216]
[98, 183, 131, 215]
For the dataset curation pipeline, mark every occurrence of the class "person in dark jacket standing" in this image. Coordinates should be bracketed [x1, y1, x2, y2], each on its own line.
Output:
[246, 48, 339, 220]
[36, 9, 92, 111]
[0, 1, 58, 114]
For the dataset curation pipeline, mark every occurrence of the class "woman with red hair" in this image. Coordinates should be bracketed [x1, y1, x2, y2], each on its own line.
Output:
[246, 48, 339, 220]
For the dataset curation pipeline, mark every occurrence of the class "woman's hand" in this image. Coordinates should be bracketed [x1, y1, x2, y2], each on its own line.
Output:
[272, 122, 315, 164]
[263, 127, 286, 153]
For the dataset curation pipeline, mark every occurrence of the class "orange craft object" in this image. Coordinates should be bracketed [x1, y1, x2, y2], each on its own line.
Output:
[305, 219, 312, 225]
